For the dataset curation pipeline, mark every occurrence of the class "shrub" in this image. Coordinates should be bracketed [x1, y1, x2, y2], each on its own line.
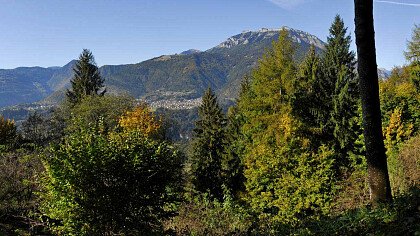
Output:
[62, 95, 134, 133]
[0, 150, 43, 233]
[388, 135, 420, 194]
[40, 125, 183, 235]
[166, 192, 253, 235]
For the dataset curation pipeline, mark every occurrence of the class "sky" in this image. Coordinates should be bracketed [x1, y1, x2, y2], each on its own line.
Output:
[0, 0, 418, 70]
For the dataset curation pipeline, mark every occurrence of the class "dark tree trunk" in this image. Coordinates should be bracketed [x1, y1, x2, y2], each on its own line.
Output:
[354, 0, 392, 203]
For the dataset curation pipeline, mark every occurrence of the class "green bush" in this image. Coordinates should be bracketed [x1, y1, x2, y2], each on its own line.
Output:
[40, 125, 183, 235]
[166, 192, 253, 235]
[388, 135, 420, 195]
[300, 188, 420, 236]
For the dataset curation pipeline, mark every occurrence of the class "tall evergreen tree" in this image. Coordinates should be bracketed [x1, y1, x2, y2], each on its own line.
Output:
[320, 15, 360, 168]
[292, 45, 323, 148]
[66, 49, 106, 104]
[190, 88, 227, 199]
[222, 105, 245, 196]
[354, 0, 392, 203]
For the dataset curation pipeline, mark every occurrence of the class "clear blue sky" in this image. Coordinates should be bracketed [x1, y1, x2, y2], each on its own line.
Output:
[0, 0, 418, 69]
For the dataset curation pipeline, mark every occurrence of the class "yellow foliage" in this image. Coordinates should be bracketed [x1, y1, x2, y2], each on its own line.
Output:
[0, 115, 16, 145]
[118, 103, 161, 137]
[384, 108, 413, 152]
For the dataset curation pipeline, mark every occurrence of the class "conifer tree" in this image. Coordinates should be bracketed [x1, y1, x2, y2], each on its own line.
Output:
[292, 45, 323, 148]
[190, 88, 227, 199]
[222, 105, 245, 196]
[320, 15, 360, 167]
[66, 49, 106, 104]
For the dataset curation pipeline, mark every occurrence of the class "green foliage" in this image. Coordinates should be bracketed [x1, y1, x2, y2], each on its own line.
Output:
[319, 15, 360, 169]
[0, 150, 42, 218]
[21, 112, 64, 147]
[166, 192, 253, 236]
[405, 24, 420, 63]
[222, 106, 246, 197]
[40, 125, 183, 235]
[237, 29, 336, 224]
[387, 134, 420, 195]
[66, 49, 106, 105]
[62, 94, 134, 133]
[190, 88, 227, 199]
[299, 188, 420, 236]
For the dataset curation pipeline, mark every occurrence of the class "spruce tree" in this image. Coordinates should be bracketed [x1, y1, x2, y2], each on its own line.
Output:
[222, 105, 245, 196]
[66, 49, 106, 104]
[320, 15, 360, 168]
[190, 88, 226, 199]
[292, 45, 323, 148]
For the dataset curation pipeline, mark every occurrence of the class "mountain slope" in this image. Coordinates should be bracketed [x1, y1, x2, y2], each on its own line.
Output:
[3, 27, 382, 110]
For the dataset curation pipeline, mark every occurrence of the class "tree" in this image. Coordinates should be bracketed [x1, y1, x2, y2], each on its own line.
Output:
[292, 45, 323, 148]
[405, 24, 420, 63]
[21, 112, 55, 146]
[222, 105, 246, 196]
[0, 115, 17, 148]
[319, 15, 360, 169]
[119, 103, 163, 139]
[354, 0, 392, 203]
[237, 30, 335, 223]
[190, 88, 226, 199]
[40, 126, 183, 235]
[405, 25, 420, 92]
[66, 49, 106, 105]
[64, 95, 134, 134]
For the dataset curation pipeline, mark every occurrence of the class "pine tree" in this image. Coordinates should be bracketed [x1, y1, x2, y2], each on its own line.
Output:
[66, 49, 106, 104]
[190, 88, 227, 199]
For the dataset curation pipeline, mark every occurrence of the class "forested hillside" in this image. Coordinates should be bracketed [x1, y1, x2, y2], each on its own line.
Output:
[1, 12, 419, 236]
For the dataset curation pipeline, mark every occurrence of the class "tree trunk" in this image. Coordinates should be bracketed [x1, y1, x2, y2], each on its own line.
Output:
[354, 0, 392, 203]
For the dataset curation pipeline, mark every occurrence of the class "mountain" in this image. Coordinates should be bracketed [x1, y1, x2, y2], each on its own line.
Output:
[180, 49, 201, 55]
[378, 68, 391, 80]
[0, 61, 76, 108]
[1, 27, 327, 111]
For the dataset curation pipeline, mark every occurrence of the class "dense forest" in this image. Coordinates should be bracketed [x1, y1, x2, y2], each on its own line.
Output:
[1, 10, 419, 236]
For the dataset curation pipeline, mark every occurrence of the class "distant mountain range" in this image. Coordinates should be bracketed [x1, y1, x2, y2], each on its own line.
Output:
[0, 27, 390, 111]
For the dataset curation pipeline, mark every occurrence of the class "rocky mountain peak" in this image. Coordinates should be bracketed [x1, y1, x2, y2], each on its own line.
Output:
[215, 26, 326, 50]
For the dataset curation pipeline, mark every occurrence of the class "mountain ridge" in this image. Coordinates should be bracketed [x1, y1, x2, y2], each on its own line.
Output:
[0, 27, 390, 113]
